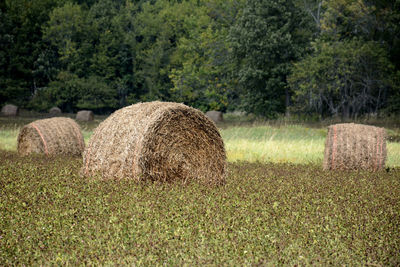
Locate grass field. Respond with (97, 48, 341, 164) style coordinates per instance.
(222, 124, 400, 167)
(1, 119, 400, 167)
(1, 116, 400, 265)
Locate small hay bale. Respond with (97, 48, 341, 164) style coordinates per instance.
(49, 107, 62, 116)
(82, 101, 226, 185)
(205, 110, 223, 123)
(76, 110, 94, 121)
(18, 117, 85, 156)
(323, 123, 387, 171)
(1, 104, 18, 116)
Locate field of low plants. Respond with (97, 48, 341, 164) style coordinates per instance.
(1, 116, 400, 265)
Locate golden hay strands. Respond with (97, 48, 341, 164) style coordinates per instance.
(323, 123, 387, 171)
(82, 101, 226, 185)
(17, 117, 85, 156)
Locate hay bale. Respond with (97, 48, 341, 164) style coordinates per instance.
(18, 117, 85, 156)
(1, 104, 18, 116)
(323, 123, 387, 171)
(76, 110, 94, 121)
(205, 110, 223, 123)
(82, 101, 226, 185)
(49, 107, 62, 116)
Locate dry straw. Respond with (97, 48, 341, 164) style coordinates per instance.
(76, 110, 94, 121)
(18, 117, 85, 156)
(205, 110, 224, 123)
(1, 104, 18, 116)
(323, 123, 387, 171)
(82, 101, 226, 185)
(49, 107, 62, 115)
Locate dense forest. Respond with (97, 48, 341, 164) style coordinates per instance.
(0, 0, 399, 119)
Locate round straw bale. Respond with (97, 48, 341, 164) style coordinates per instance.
(82, 101, 226, 185)
(76, 110, 94, 121)
(1, 104, 18, 116)
(18, 117, 85, 156)
(49, 107, 62, 116)
(205, 110, 223, 123)
(323, 123, 387, 171)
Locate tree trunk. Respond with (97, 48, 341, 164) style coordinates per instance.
(285, 87, 290, 116)
(342, 104, 350, 121)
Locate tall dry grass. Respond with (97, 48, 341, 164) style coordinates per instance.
(1, 119, 400, 167)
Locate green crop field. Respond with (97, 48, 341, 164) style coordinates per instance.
(1, 117, 400, 265)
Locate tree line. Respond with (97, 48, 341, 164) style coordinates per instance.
(1, 0, 399, 119)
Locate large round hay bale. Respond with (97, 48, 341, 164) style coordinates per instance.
(18, 117, 85, 156)
(76, 110, 94, 121)
(49, 107, 62, 116)
(1, 104, 18, 116)
(205, 110, 223, 123)
(323, 123, 387, 171)
(82, 101, 226, 184)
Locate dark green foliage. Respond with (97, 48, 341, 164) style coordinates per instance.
(37, 0, 138, 111)
(0, 0, 65, 106)
(30, 72, 118, 113)
(169, 0, 243, 112)
(289, 0, 400, 119)
(289, 39, 397, 118)
(0, 0, 399, 117)
(86, 0, 137, 107)
(1, 151, 399, 265)
(229, 0, 311, 117)
(132, 0, 216, 104)
(0, 7, 17, 104)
